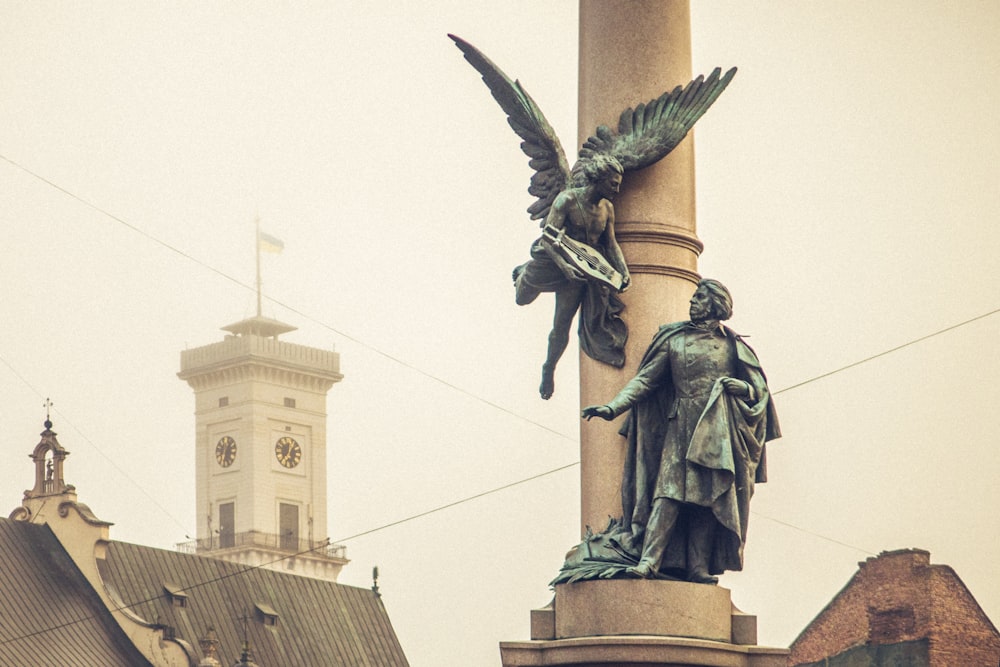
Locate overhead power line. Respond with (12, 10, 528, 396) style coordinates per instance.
(2, 150, 995, 593)
(330, 461, 579, 544)
(0, 352, 193, 540)
(772, 307, 1000, 395)
(0, 151, 574, 446)
(0, 537, 337, 648)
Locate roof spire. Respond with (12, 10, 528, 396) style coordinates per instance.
(43, 397, 54, 430)
(233, 612, 260, 667)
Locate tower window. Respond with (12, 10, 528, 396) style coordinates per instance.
(283, 397, 296, 408)
(218, 502, 235, 549)
(279, 503, 299, 551)
(218, 396, 229, 407)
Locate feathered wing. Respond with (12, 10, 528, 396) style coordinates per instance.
(449, 34, 572, 221)
(578, 67, 738, 173)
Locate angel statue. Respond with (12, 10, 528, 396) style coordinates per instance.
(450, 34, 736, 400)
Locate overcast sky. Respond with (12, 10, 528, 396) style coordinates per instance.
(2, 2, 999, 665)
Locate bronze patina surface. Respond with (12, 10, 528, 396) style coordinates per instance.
(561, 280, 780, 585)
(450, 34, 735, 400)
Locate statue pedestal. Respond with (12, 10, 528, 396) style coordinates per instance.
(500, 580, 788, 667)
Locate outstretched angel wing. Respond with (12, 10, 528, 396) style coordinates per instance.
(577, 67, 737, 174)
(449, 34, 572, 221)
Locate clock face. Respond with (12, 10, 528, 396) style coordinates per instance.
(274, 436, 302, 469)
(215, 436, 237, 467)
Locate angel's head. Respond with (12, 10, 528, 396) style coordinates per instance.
(581, 154, 623, 185)
(579, 154, 623, 201)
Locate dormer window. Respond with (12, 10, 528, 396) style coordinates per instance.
(163, 583, 189, 608)
(255, 601, 278, 626)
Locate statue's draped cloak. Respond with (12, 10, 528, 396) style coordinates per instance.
(519, 238, 626, 367)
(611, 321, 780, 575)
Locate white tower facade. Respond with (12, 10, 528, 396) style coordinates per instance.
(178, 315, 347, 581)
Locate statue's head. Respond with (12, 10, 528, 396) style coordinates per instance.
(581, 154, 623, 184)
(692, 279, 733, 321)
(580, 155, 623, 201)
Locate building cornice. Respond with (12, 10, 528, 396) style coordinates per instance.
(178, 335, 342, 392)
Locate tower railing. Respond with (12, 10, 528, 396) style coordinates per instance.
(176, 530, 347, 561)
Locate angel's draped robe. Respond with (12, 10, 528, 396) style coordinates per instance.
(515, 236, 627, 368)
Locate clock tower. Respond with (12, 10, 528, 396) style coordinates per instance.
(177, 314, 347, 581)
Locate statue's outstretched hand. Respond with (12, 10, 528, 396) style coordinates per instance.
(582, 405, 614, 421)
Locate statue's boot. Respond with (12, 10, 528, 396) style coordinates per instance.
(625, 498, 680, 579)
(513, 264, 540, 305)
(686, 506, 719, 584)
(612, 530, 643, 558)
(539, 363, 555, 400)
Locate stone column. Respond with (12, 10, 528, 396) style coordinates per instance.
(578, 0, 702, 534)
(502, 8, 791, 665)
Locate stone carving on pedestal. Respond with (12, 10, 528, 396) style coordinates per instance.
(450, 34, 736, 401)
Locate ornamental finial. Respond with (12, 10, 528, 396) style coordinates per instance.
(42, 397, 54, 430)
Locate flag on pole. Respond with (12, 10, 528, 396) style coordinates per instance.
(258, 231, 284, 254)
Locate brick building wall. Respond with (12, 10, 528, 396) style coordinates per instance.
(789, 549, 1000, 667)
(927, 565, 1000, 666)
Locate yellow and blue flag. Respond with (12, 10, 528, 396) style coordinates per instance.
(258, 231, 284, 253)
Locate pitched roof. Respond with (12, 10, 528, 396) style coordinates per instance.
(0, 519, 153, 666)
(0, 518, 410, 667)
(101, 540, 410, 667)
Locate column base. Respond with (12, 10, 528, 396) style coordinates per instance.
(503, 580, 788, 667)
(500, 635, 788, 667)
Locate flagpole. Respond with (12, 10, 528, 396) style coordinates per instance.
(255, 215, 262, 318)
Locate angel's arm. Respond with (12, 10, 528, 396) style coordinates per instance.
(544, 190, 570, 231)
(600, 203, 630, 290)
(540, 193, 587, 282)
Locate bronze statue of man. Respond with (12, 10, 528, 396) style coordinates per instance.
(514, 154, 630, 399)
(583, 279, 780, 583)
